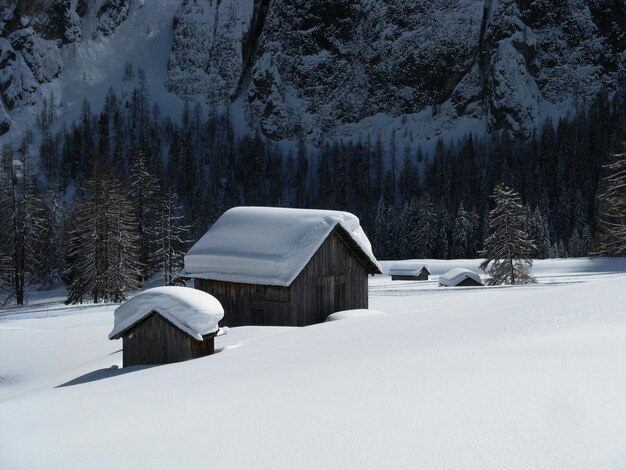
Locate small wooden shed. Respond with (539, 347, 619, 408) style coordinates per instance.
(389, 262, 430, 281)
(182, 207, 382, 327)
(109, 287, 225, 367)
(439, 268, 484, 287)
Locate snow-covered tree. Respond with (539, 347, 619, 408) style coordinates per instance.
(0, 186, 13, 304)
(452, 202, 471, 258)
(152, 188, 191, 285)
(526, 206, 551, 259)
(0, 143, 48, 304)
(66, 168, 141, 304)
(480, 184, 536, 285)
(413, 196, 438, 258)
(129, 147, 161, 280)
(594, 152, 626, 255)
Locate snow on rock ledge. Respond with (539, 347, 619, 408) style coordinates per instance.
(109, 287, 224, 341)
(183, 207, 381, 287)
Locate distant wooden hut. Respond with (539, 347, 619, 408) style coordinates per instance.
(109, 287, 226, 367)
(439, 268, 484, 287)
(389, 262, 430, 281)
(183, 207, 382, 327)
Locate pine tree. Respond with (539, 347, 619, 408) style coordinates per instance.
(594, 151, 626, 255)
(373, 197, 394, 259)
(129, 147, 161, 279)
(1, 143, 48, 304)
(0, 175, 13, 304)
(452, 202, 471, 258)
(39, 189, 66, 287)
(480, 184, 536, 285)
(153, 188, 191, 285)
(105, 177, 141, 302)
(413, 196, 438, 259)
(66, 168, 141, 304)
(526, 206, 551, 259)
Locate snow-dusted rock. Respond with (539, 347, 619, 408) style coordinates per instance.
(166, 0, 255, 101)
(9, 28, 62, 83)
(0, 0, 624, 143)
(109, 286, 224, 341)
(0, 101, 11, 135)
(0, 51, 38, 111)
(95, 0, 131, 38)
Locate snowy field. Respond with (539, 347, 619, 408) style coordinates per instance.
(2, 258, 626, 469)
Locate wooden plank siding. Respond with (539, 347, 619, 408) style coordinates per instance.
(194, 279, 292, 327)
(391, 269, 429, 281)
(455, 278, 483, 287)
(289, 227, 369, 326)
(194, 226, 370, 327)
(122, 312, 215, 367)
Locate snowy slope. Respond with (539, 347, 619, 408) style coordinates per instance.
(0, 0, 184, 145)
(2, 259, 626, 468)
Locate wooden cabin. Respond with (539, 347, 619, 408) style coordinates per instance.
(183, 207, 382, 327)
(109, 287, 225, 367)
(389, 262, 430, 281)
(438, 268, 484, 287)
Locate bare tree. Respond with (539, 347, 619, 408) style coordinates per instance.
(594, 151, 626, 256)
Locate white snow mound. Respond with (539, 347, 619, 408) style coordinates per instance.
(439, 268, 484, 287)
(109, 287, 224, 341)
(183, 207, 381, 286)
(325, 309, 388, 322)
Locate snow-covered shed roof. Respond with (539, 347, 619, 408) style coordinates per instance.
(388, 262, 430, 276)
(182, 207, 381, 287)
(109, 287, 224, 341)
(439, 268, 484, 287)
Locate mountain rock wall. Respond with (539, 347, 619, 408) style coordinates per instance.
(1, 0, 624, 141)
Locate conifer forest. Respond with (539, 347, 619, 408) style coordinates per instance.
(0, 67, 624, 304)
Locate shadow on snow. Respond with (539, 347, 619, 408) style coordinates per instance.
(56, 364, 155, 388)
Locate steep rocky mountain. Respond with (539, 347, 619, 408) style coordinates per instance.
(1, 0, 624, 144)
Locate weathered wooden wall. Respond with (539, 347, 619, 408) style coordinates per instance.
(391, 270, 429, 281)
(195, 279, 292, 327)
(122, 312, 215, 367)
(456, 278, 483, 287)
(290, 227, 369, 326)
(195, 227, 370, 327)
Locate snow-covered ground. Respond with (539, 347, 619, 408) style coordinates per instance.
(2, 258, 626, 469)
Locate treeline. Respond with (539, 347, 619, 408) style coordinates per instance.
(0, 65, 623, 304)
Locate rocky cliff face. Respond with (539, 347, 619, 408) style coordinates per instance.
(167, 0, 625, 140)
(1, 0, 625, 142)
(0, 0, 133, 135)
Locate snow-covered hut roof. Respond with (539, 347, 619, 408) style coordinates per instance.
(439, 268, 484, 287)
(388, 262, 430, 276)
(109, 287, 224, 341)
(182, 207, 381, 287)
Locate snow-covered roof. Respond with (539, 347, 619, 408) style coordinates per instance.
(439, 268, 484, 287)
(109, 287, 224, 341)
(388, 262, 430, 276)
(182, 207, 381, 286)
